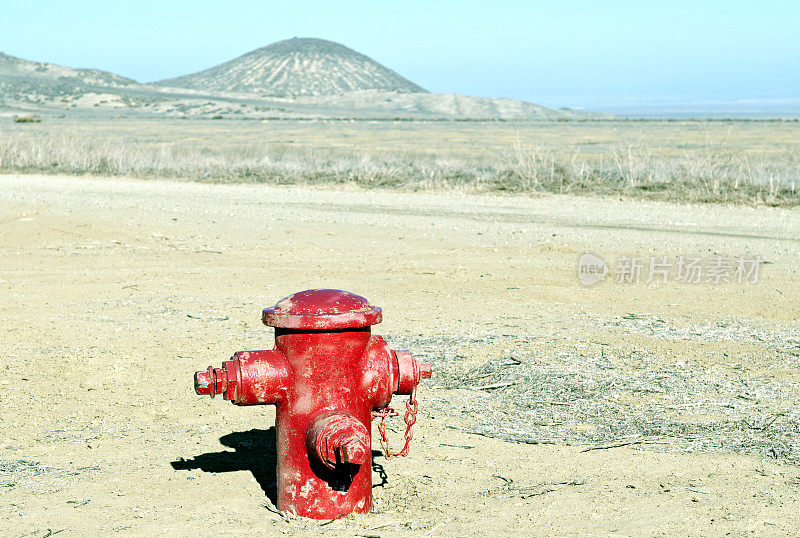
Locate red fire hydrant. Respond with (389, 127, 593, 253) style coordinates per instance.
(193, 289, 431, 519)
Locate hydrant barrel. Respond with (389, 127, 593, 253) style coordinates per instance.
(191, 289, 431, 519)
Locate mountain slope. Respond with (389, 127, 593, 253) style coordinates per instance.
(0, 51, 136, 86)
(0, 50, 144, 110)
(304, 90, 593, 120)
(155, 37, 426, 96)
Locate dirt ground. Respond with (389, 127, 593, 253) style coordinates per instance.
(1, 174, 799, 536)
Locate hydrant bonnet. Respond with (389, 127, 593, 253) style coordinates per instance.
(262, 288, 382, 329)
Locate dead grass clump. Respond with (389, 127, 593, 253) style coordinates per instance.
(388, 320, 800, 465)
(481, 477, 586, 498)
(12, 114, 42, 123)
(0, 459, 99, 492)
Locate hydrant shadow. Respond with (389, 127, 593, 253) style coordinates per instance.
(170, 428, 278, 505)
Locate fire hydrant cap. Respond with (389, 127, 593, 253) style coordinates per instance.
(262, 289, 382, 329)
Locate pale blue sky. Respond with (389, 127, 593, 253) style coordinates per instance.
(1, 0, 798, 109)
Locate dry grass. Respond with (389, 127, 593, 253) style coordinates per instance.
(391, 315, 800, 465)
(1, 118, 798, 205)
(12, 115, 41, 123)
(0, 459, 99, 493)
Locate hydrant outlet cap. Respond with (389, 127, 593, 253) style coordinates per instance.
(262, 289, 382, 329)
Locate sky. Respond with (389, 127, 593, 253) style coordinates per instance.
(1, 0, 798, 110)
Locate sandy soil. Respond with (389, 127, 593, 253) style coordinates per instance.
(1, 174, 798, 536)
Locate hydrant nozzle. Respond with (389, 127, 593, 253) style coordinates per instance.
(194, 365, 227, 398)
(307, 412, 370, 469)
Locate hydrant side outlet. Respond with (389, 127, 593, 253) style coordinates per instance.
(192, 289, 431, 520)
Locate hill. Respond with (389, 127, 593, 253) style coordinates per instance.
(0, 50, 148, 110)
(155, 37, 427, 96)
(303, 90, 590, 120)
(1, 42, 606, 120)
(0, 51, 136, 86)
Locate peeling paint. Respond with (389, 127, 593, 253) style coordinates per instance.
(299, 479, 313, 499)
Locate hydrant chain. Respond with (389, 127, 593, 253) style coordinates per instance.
(373, 383, 419, 458)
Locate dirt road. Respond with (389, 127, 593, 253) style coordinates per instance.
(1, 174, 798, 536)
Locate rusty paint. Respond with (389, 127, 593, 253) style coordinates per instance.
(192, 289, 431, 520)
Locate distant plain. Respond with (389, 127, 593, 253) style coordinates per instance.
(1, 116, 798, 206)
